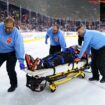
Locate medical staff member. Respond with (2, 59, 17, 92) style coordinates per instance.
(45, 23, 66, 55)
(0, 17, 25, 92)
(75, 24, 105, 83)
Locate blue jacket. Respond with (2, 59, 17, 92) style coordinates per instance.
(0, 22, 25, 63)
(78, 30, 105, 58)
(45, 28, 66, 51)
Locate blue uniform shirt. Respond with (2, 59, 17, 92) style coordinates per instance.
(45, 28, 66, 51)
(78, 30, 105, 58)
(0, 22, 25, 63)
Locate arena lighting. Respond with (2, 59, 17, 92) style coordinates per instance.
(100, 0, 105, 3)
(88, 0, 105, 4)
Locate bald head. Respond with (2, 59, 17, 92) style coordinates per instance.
(76, 24, 85, 37)
(52, 23, 59, 34)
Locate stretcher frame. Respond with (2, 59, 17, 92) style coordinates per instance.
(25, 58, 90, 92)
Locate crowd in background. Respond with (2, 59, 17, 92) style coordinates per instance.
(0, 0, 104, 32)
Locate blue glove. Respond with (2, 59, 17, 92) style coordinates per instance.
(20, 63, 25, 70)
(45, 39, 48, 44)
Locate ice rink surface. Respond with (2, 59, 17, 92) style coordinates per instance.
(0, 37, 105, 105)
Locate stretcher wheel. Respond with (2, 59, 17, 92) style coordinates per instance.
(81, 73, 85, 78)
(49, 83, 57, 92)
(51, 88, 56, 92)
(86, 66, 90, 69)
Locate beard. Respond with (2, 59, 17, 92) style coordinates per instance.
(5, 29, 13, 34)
(53, 31, 58, 34)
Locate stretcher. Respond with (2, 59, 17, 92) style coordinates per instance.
(25, 57, 91, 92)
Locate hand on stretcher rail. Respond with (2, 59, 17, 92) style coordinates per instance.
(74, 58, 81, 62)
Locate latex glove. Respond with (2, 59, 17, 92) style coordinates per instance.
(45, 39, 48, 44)
(20, 63, 25, 70)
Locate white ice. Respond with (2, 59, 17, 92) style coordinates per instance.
(0, 37, 105, 105)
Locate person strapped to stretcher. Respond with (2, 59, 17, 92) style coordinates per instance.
(25, 45, 87, 72)
(25, 46, 87, 71)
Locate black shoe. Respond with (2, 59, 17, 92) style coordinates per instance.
(100, 77, 105, 83)
(89, 77, 99, 81)
(8, 85, 17, 92)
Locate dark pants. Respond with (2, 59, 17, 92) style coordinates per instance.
(91, 46, 105, 78)
(49, 45, 61, 55)
(0, 51, 17, 86)
(78, 36, 84, 46)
